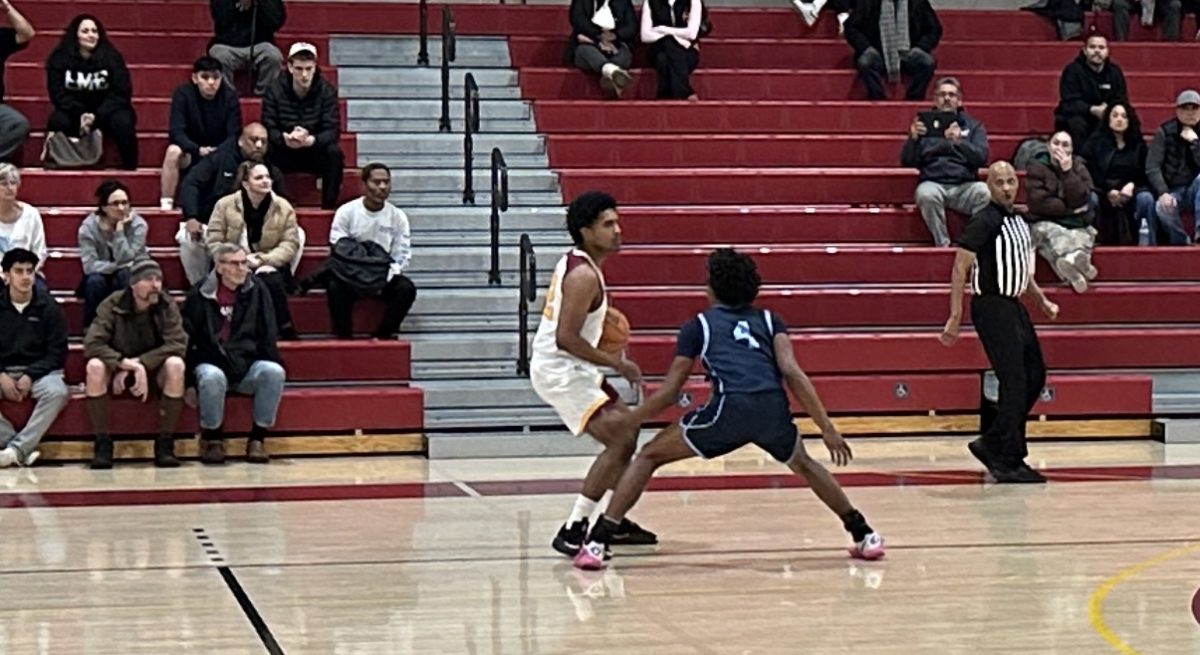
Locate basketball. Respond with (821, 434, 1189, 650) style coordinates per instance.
(598, 306, 630, 355)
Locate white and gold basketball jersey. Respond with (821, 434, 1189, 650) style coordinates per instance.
(531, 248, 609, 368)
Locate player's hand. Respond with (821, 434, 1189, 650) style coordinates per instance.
(614, 357, 642, 384)
(1040, 299, 1060, 320)
(821, 424, 853, 466)
(939, 316, 961, 347)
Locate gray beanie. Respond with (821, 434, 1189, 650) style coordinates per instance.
(128, 258, 163, 285)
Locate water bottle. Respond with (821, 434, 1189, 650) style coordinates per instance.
(1138, 218, 1151, 246)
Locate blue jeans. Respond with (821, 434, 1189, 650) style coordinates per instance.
(1139, 176, 1200, 245)
(194, 361, 286, 431)
(0, 370, 69, 459)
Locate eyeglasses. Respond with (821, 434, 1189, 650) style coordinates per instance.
(936, 91, 960, 98)
(220, 259, 250, 267)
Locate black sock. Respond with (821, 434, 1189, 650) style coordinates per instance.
(840, 509, 872, 542)
(202, 428, 223, 442)
(250, 424, 268, 442)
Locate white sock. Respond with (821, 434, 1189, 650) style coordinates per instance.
(567, 495, 598, 525)
(595, 490, 613, 516)
(600, 63, 618, 78)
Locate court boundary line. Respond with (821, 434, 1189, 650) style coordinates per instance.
(1086, 542, 1200, 655)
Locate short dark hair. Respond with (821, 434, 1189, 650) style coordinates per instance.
(565, 191, 618, 246)
(361, 162, 391, 181)
(193, 56, 222, 73)
(1086, 33, 1108, 45)
(95, 179, 129, 212)
(707, 248, 761, 308)
(1, 248, 39, 272)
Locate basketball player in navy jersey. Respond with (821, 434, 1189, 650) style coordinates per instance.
(574, 248, 885, 570)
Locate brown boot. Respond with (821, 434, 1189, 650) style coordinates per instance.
(200, 439, 226, 465)
(246, 439, 269, 464)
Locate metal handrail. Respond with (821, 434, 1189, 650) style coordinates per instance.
(487, 147, 509, 285)
(417, 0, 429, 65)
(462, 73, 480, 205)
(516, 233, 537, 377)
(438, 7, 457, 132)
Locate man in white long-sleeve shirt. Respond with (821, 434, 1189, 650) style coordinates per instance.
(326, 163, 417, 339)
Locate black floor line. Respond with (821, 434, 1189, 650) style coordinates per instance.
(195, 528, 285, 655)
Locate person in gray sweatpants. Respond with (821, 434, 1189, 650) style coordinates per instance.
(0, 0, 36, 161)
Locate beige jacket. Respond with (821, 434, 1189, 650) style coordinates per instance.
(205, 191, 300, 269)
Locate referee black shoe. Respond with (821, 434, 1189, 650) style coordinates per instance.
(967, 438, 999, 475)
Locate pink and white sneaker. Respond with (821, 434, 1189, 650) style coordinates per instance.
(848, 533, 886, 561)
(573, 541, 607, 570)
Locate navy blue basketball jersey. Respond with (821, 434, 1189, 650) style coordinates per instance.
(675, 305, 788, 394)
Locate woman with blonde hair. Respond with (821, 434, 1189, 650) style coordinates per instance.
(0, 163, 47, 289)
(205, 161, 303, 338)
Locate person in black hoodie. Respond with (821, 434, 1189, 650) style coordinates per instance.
(182, 242, 286, 465)
(262, 42, 343, 209)
(208, 0, 286, 97)
(844, 0, 942, 101)
(1079, 102, 1152, 245)
(568, 0, 638, 98)
(45, 15, 138, 169)
(177, 122, 285, 286)
(161, 56, 243, 210)
(0, 0, 35, 163)
(1053, 34, 1128, 149)
(0, 248, 68, 468)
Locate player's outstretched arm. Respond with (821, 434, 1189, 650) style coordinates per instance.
(941, 248, 975, 347)
(632, 356, 694, 424)
(774, 333, 852, 465)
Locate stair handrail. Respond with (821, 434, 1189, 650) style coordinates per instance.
(488, 147, 509, 285)
(462, 73, 481, 205)
(517, 233, 537, 377)
(417, 0, 430, 65)
(438, 6, 457, 132)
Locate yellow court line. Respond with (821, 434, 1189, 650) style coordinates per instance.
(1087, 542, 1200, 654)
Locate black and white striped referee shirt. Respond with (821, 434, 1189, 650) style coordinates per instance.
(954, 202, 1034, 298)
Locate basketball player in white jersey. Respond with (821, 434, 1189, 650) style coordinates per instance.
(530, 191, 658, 557)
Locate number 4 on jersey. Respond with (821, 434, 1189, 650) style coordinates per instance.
(733, 321, 761, 349)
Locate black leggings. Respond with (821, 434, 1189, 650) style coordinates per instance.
(47, 107, 139, 169)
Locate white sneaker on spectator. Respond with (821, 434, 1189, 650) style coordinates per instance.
(792, 0, 819, 26)
(837, 12, 849, 34)
(159, 197, 174, 210)
(21, 450, 39, 467)
(0, 447, 16, 468)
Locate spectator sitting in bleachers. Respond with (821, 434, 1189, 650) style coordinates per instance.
(793, 0, 851, 34)
(0, 1, 34, 163)
(844, 0, 941, 101)
(263, 42, 343, 210)
(177, 122, 285, 286)
(45, 14, 139, 170)
(324, 163, 417, 340)
(640, 0, 709, 100)
(0, 248, 68, 469)
(1139, 89, 1200, 245)
(77, 180, 149, 328)
(901, 77, 990, 247)
(83, 258, 187, 469)
(0, 163, 46, 289)
(206, 161, 302, 339)
(1026, 131, 1098, 293)
(1120, 0, 1200, 41)
(208, 0, 286, 97)
(568, 0, 637, 98)
(182, 243, 286, 465)
(161, 56, 243, 211)
(1080, 102, 1151, 245)
(1053, 34, 1127, 150)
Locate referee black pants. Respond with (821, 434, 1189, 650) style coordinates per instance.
(971, 295, 1046, 467)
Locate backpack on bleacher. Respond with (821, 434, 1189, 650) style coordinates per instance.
(1012, 137, 1049, 172)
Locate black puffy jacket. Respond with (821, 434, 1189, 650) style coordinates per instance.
(261, 72, 340, 151)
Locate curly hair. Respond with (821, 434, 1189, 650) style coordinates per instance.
(565, 191, 618, 246)
(707, 248, 761, 308)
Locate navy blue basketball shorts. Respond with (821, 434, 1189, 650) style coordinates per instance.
(679, 391, 799, 462)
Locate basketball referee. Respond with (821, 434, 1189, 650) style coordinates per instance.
(940, 161, 1061, 484)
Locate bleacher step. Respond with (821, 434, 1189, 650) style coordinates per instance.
(331, 36, 513, 68)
